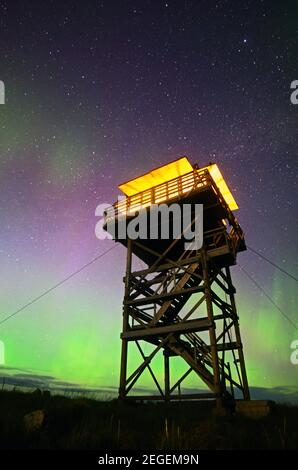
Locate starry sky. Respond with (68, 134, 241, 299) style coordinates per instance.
(0, 0, 297, 399)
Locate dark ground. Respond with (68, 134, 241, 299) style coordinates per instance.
(0, 390, 297, 450)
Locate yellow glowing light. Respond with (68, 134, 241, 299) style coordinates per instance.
(118, 156, 193, 196)
(117, 157, 238, 212)
(203, 164, 238, 210)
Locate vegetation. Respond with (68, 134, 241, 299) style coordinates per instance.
(0, 390, 297, 449)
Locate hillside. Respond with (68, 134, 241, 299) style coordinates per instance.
(0, 390, 297, 450)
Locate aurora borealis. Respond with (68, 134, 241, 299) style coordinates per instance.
(0, 1, 297, 401)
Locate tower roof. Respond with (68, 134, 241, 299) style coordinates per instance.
(118, 156, 192, 196)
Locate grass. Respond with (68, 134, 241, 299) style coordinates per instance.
(0, 389, 297, 449)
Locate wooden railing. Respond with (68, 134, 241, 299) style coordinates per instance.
(105, 168, 210, 220)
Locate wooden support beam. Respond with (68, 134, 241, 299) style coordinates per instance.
(121, 318, 212, 340)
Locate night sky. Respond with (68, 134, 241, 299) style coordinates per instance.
(0, 1, 297, 399)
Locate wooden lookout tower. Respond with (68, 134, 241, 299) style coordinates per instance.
(104, 157, 250, 408)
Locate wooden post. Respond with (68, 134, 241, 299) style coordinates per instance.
(164, 351, 170, 402)
(226, 266, 250, 400)
(119, 238, 132, 399)
(202, 249, 222, 409)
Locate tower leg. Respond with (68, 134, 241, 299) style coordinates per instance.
(226, 266, 250, 400)
(119, 341, 128, 399)
(202, 250, 222, 408)
(164, 352, 170, 402)
(119, 239, 132, 400)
